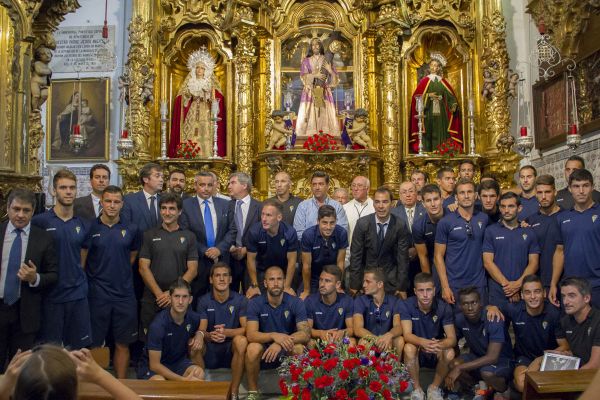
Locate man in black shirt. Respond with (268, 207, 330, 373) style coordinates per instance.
(268, 171, 302, 226)
(556, 156, 600, 210)
(138, 193, 199, 337)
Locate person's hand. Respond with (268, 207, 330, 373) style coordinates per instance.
(409, 247, 417, 260)
(445, 366, 462, 390)
(328, 329, 345, 342)
(208, 329, 226, 343)
(263, 343, 283, 363)
(395, 291, 407, 300)
(272, 333, 294, 352)
(549, 285, 560, 307)
(1, 349, 32, 391)
(245, 286, 261, 299)
(69, 348, 105, 382)
(17, 260, 38, 284)
(299, 290, 310, 300)
(441, 286, 455, 305)
(503, 281, 521, 297)
(205, 248, 221, 261)
(349, 288, 359, 298)
(509, 293, 521, 303)
(375, 333, 393, 351)
(447, 202, 459, 212)
(284, 287, 296, 296)
(520, 220, 531, 228)
(188, 332, 205, 351)
(421, 339, 442, 354)
(486, 305, 504, 322)
(337, 287, 345, 294)
(547, 350, 573, 356)
(156, 291, 171, 308)
(183, 365, 204, 381)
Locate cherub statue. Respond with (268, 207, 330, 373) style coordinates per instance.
(118, 69, 130, 104)
(31, 46, 53, 111)
(507, 70, 520, 100)
(140, 65, 154, 105)
(481, 69, 499, 101)
(346, 108, 373, 149)
(266, 110, 292, 150)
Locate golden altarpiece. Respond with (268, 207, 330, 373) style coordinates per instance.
(2, 0, 595, 205)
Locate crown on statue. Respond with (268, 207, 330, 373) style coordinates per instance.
(187, 46, 216, 75)
(429, 52, 447, 67)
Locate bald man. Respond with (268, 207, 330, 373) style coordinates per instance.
(268, 171, 303, 226)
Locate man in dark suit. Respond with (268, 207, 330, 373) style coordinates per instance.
(180, 171, 234, 298)
(227, 172, 262, 292)
(122, 162, 164, 232)
(0, 189, 57, 372)
(73, 163, 110, 221)
(349, 187, 411, 299)
(167, 169, 190, 200)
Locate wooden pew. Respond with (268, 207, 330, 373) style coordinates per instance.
(523, 369, 596, 399)
(79, 379, 231, 400)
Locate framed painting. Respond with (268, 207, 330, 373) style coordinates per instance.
(46, 77, 110, 161)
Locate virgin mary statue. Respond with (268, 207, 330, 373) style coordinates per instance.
(296, 38, 340, 137)
(168, 48, 226, 157)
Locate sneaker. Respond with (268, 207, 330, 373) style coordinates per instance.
(427, 386, 444, 400)
(410, 388, 425, 400)
(246, 391, 260, 400)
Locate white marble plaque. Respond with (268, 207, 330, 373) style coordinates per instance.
(50, 25, 116, 73)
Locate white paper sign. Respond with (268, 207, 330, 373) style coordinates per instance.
(50, 25, 116, 73)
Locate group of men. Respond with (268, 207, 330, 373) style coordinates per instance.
(1, 155, 599, 400)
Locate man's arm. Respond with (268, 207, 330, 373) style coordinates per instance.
(349, 222, 366, 292)
(181, 260, 198, 283)
(454, 342, 502, 373)
(285, 251, 297, 290)
(353, 314, 374, 338)
(138, 258, 163, 299)
(36, 236, 58, 290)
(440, 323, 458, 349)
(434, 243, 453, 304)
(246, 252, 259, 287)
(549, 245, 564, 306)
(395, 225, 411, 293)
(336, 249, 346, 273)
(291, 321, 310, 345)
(80, 249, 88, 270)
(223, 316, 247, 338)
(483, 252, 509, 288)
(581, 347, 600, 370)
(148, 350, 186, 381)
(245, 320, 279, 344)
(293, 203, 308, 241)
(414, 243, 431, 274)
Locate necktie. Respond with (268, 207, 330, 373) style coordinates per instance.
(235, 200, 244, 246)
(203, 200, 215, 248)
(97, 201, 103, 217)
(4, 228, 23, 305)
(407, 208, 414, 231)
(149, 195, 158, 227)
(377, 223, 385, 250)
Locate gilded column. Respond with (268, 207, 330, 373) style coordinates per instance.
(233, 26, 257, 175)
(362, 31, 378, 146)
(376, 20, 402, 189)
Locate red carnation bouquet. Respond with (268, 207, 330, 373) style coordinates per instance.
(176, 139, 202, 159)
(303, 130, 339, 152)
(278, 338, 410, 400)
(433, 138, 462, 157)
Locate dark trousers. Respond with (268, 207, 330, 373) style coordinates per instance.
(231, 258, 247, 293)
(0, 301, 36, 373)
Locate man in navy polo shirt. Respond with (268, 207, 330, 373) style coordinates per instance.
(436, 167, 457, 212)
(478, 179, 501, 224)
(401, 273, 456, 400)
(517, 165, 539, 220)
(196, 263, 247, 399)
(300, 205, 348, 299)
(32, 169, 92, 349)
(483, 192, 540, 308)
(245, 266, 309, 400)
(246, 200, 298, 298)
(556, 169, 600, 307)
(434, 178, 489, 308)
(138, 278, 205, 380)
(353, 268, 404, 353)
(497, 275, 563, 394)
(526, 174, 564, 304)
(413, 185, 445, 284)
(446, 287, 513, 398)
(83, 185, 140, 378)
(304, 264, 354, 345)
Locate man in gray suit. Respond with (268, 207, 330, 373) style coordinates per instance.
(73, 164, 110, 221)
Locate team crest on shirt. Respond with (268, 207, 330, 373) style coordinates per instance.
(542, 321, 548, 330)
(522, 233, 528, 241)
(75, 226, 81, 234)
(385, 311, 390, 319)
(432, 315, 438, 323)
(180, 237, 186, 244)
(478, 221, 483, 229)
(229, 305, 235, 314)
(588, 327, 592, 336)
(290, 205, 294, 212)
(280, 239, 286, 246)
(186, 324, 191, 332)
(593, 215, 598, 223)
(121, 230, 126, 238)
(338, 307, 344, 316)
(332, 242, 336, 249)
(284, 310, 290, 319)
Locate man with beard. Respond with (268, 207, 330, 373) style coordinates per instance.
(32, 169, 92, 349)
(74, 164, 110, 221)
(245, 266, 309, 400)
(411, 170, 428, 201)
(517, 165, 539, 220)
(556, 169, 600, 307)
(304, 264, 354, 346)
(478, 179, 501, 223)
(413, 185, 445, 288)
(458, 160, 476, 181)
(268, 171, 302, 226)
(434, 179, 489, 308)
(196, 263, 248, 400)
(83, 185, 140, 378)
(166, 169, 189, 200)
(497, 275, 563, 393)
(446, 287, 513, 399)
(300, 205, 347, 298)
(556, 156, 600, 210)
(483, 192, 540, 308)
(401, 273, 456, 400)
(526, 175, 564, 303)
(353, 268, 404, 353)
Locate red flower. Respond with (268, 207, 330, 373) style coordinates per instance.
(292, 385, 300, 395)
(335, 388, 349, 400)
(369, 381, 382, 393)
(291, 372, 299, 382)
(279, 379, 289, 396)
(382, 389, 392, 400)
(323, 357, 338, 371)
(358, 368, 369, 378)
(356, 388, 369, 400)
(399, 380, 409, 392)
(338, 369, 350, 380)
(308, 349, 321, 359)
(348, 346, 357, 354)
(357, 345, 365, 352)
(315, 375, 334, 389)
(311, 358, 322, 367)
(302, 370, 314, 381)
(301, 388, 311, 400)
(343, 359, 357, 369)
(379, 374, 389, 384)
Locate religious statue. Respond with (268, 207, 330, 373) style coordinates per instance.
(409, 52, 463, 153)
(481, 69, 499, 100)
(168, 47, 226, 158)
(345, 108, 373, 149)
(53, 91, 80, 150)
(266, 110, 293, 150)
(31, 46, 52, 111)
(296, 38, 340, 137)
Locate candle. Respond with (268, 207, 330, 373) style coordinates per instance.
(73, 125, 81, 136)
(415, 95, 423, 113)
(468, 99, 474, 116)
(569, 124, 578, 135)
(160, 101, 167, 117)
(121, 130, 128, 139)
(520, 126, 528, 137)
(211, 98, 220, 117)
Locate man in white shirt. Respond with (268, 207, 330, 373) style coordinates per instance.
(343, 176, 374, 270)
(74, 164, 110, 221)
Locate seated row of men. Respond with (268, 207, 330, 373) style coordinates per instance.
(137, 262, 600, 400)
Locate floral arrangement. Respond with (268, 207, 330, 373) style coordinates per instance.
(303, 130, 339, 152)
(433, 138, 462, 157)
(176, 139, 202, 159)
(278, 338, 410, 400)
